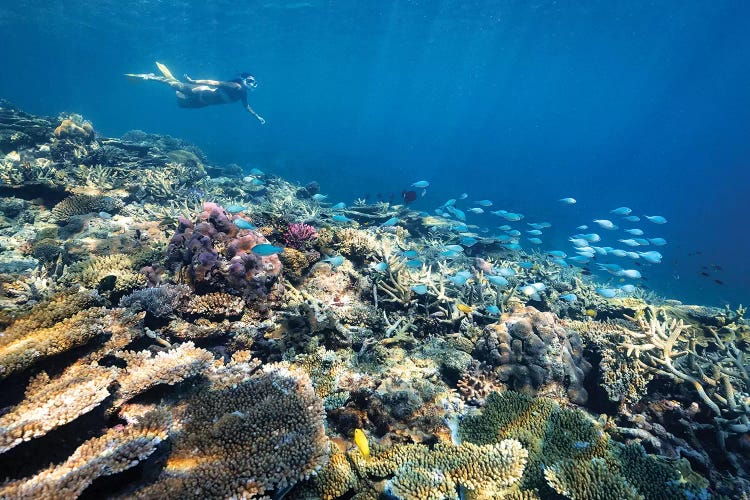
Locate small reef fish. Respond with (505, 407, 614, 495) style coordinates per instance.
(623, 215, 640, 222)
(249, 168, 265, 175)
(456, 303, 474, 314)
(569, 238, 589, 248)
(401, 249, 419, 258)
(593, 219, 618, 230)
(526, 229, 543, 235)
(441, 250, 461, 258)
(609, 249, 628, 257)
(332, 214, 352, 223)
(506, 229, 521, 237)
(520, 283, 545, 300)
(620, 284, 636, 293)
(559, 293, 577, 302)
(331, 202, 346, 210)
(381, 217, 400, 227)
(459, 193, 468, 199)
(648, 237, 667, 246)
(371, 262, 388, 273)
(486, 275, 508, 287)
(568, 256, 589, 265)
(448, 271, 472, 286)
(233, 218, 256, 230)
(580, 233, 601, 242)
(638, 251, 663, 264)
(452, 208, 467, 221)
(323, 255, 345, 267)
(460, 236, 478, 247)
(598, 263, 623, 274)
(527, 237, 543, 244)
(610, 207, 632, 215)
(475, 200, 493, 207)
(311, 194, 328, 202)
(596, 288, 619, 298)
(547, 250, 567, 258)
(225, 204, 247, 214)
(467, 207, 484, 214)
(499, 225, 512, 231)
(410, 284, 428, 295)
(501, 212, 524, 221)
(644, 215, 667, 224)
(618, 239, 641, 247)
(443, 244, 464, 252)
(411, 180, 430, 188)
(444, 198, 456, 207)
(485, 305, 500, 315)
(450, 223, 469, 232)
(624, 228, 644, 236)
(504, 243, 522, 251)
(251, 244, 284, 256)
(559, 197, 577, 204)
(405, 259, 423, 269)
(576, 225, 589, 230)
(552, 258, 569, 267)
(474, 257, 494, 274)
(617, 269, 642, 279)
(354, 429, 369, 459)
(517, 262, 534, 269)
(495, 267, 516, 277)
(635, 238, 650, 246)
(626, 251, 640, 259)
(249, 178, 265, 187)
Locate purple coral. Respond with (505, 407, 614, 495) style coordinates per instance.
(283, 223, 317, 249)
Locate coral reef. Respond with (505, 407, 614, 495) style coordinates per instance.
(51, 194, 123, 223)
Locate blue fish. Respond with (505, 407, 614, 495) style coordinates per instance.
(444, 198, 456, 207)
(596, 288, 618, 298)
(475, 199, 493, 207)
(311, 194, 328, 202)
(251, 244, 284, 256)
(331, 202, 346, 210)
(371, 262, 388, 273)
(225, 204, 247, 214)
(460, 236, 478, 247)
(411, 180, 430, 188)
(485, 305, 500, 315)
(568, 256, 589, 265)
(638, 251, 663, 264)
(441, 250, 461, 258)
(381, 217, 400, 227)
(323, 255, 345, 267)
(233, 218, 256, 230)
(332, 214, 352, 223)
(405, 259, 423, 269)
(401, 249, 419, 258)
(249, 168, 265, 175)
(558, 197, 576, 204)
(648, 237, 667, 246)
(452, 208, 466, 221)
(443, 244, 464, 252)
(517, 262, 533, 269)
(487, 275, 508, 287)
(623, 215, 640, 222)
(547, 250, 567, 258)
(559, 293, 577, 302)
(450, 224, 469, 232)
(527, 237, 543, 245)
(644, 215, 667, 224)
(620, 284, 636, 293)
(448, 274, 470, 286)
(250, 178, 265, 187)
(410, 284, 428, 295)
(610, 207, 632, 215)
(504, 243, 522, 251)
(552, 259, 569, 267)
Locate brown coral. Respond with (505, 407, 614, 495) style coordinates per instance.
(135, 363, 329, 498)
(182, 291, 245, 317)
(51, 194, 122, 222)
(0, 362, 117, 453)
(66, 253, 144, 296)
(53, 117, 94, 140)
(0, 408, 170, 499)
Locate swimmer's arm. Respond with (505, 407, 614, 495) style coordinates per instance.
(242, 94, 265, 124)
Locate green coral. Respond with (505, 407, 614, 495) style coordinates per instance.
(459, 391, 708, 499)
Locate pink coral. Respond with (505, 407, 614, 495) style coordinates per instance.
(283, 223, 318, 249)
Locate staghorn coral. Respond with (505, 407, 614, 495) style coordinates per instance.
(51, 194, 123, 222)
(0, 362, 117, 453)
(135, 363, 329, 498)
(113, 342, 215, 406)
(473, 307, 592, 404)
(0, 306, 110, 379)
(182, 291, 245, 317)
(0, 408, 170, 499)
(543, 457, 640, 500)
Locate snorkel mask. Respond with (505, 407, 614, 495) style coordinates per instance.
(241, 73, 258, 89)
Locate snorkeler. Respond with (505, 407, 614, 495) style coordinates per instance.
(125, 62, 265, 124)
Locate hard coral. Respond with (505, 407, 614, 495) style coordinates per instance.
(283, 222, 318, 249)
(135, 364, 329, 498)
(167, 202, 282, 303)
(51, 194, 122, 222)
(473, 307, 592, 404)
(53, 115, 94, 141)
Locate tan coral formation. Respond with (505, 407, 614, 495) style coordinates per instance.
(182, 291, 245, 317)
(0, 362, 117, 453)
(0, 408, 170, 499)
(134, 364, 330, 498)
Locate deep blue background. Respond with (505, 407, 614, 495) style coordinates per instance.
(2, 1, 748, 306)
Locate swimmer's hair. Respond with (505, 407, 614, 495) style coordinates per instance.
(240, 72, 254, 79)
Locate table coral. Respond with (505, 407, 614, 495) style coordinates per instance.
(134, 363, 329, 498)
(0, 408, 170, 499)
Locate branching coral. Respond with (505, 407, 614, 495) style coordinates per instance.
(182, 291, 246, 317)
(0, 408, 171, 499)
(134, 363, 329, 498)
(51, 194, 123, 222)
(66, 254, 144, 297)
(119, 284, 190, 318)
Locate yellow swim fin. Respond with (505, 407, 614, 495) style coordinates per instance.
(155, 62, 176, 81)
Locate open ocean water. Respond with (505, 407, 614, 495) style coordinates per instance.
(2, 0, 748, 306)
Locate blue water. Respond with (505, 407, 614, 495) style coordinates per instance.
(2, 1, 748, 306)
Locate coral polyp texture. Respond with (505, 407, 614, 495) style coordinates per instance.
(0, 104, 745, 498)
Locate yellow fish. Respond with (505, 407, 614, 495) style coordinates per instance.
(354, 428, 369, 459)
(457, 303, 473, 314)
